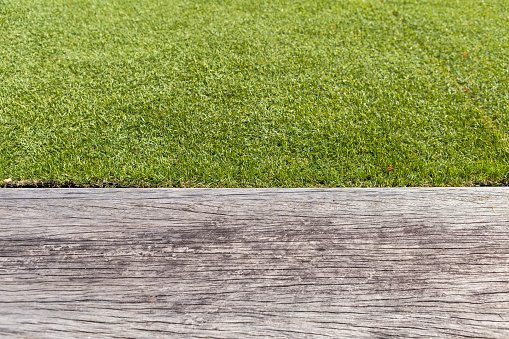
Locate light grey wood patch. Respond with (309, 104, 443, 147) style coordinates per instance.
(1, 188, 508, 338)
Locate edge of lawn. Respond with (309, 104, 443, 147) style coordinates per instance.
(1, 179, 508, 188)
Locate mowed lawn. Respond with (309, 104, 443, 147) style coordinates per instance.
(1, 0, 508, 187)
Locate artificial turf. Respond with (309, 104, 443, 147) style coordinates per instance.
(1, 0, 508, 187)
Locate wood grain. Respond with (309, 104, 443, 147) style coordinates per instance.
(1, 188, 508, 338)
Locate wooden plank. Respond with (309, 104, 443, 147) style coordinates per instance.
(0, 188, 508, 338)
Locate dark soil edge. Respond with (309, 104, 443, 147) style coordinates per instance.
(1, 180, 508, 188)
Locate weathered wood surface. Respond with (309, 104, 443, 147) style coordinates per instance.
(1, 188, 509, 338)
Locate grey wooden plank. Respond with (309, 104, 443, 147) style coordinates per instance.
(0, 188, 508, 338)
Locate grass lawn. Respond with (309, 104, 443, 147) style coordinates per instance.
(1, 0, 508, 187)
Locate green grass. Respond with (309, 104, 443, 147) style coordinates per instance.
(1, 0, 508, 187)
